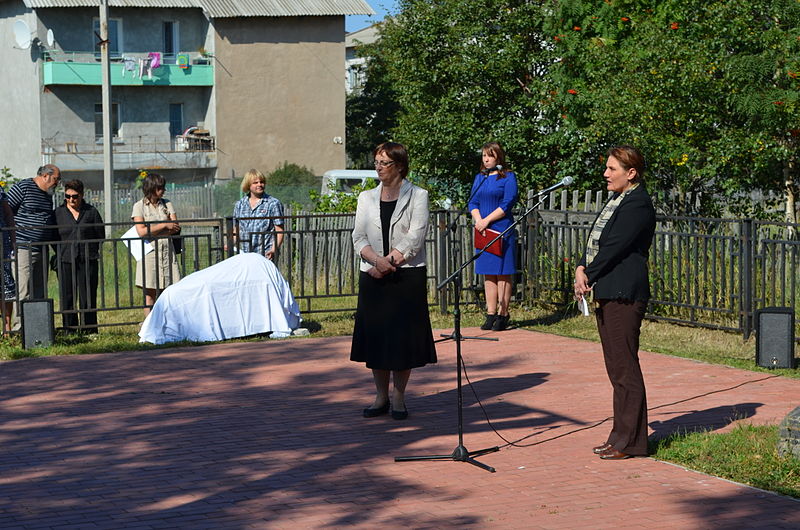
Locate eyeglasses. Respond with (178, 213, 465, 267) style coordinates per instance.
(373, 160, 395, 168)
(65, 193, 80, 199)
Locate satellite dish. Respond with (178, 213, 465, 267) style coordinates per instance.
(46, 29, 54, 47)
(13, 19, 32, 50)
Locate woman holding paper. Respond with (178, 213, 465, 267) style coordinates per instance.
(131, 172, 181, 317)
(468, 142, 518, 331)
(573, 145, 656, 460)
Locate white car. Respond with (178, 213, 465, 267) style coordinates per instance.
(320, 169, 378, 196)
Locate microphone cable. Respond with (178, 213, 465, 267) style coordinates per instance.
(458, 354, 781, 450)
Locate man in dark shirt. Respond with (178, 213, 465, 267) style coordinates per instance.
(6, 164, 60, 329)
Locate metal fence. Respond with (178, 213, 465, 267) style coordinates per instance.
(1, 205, 798, 340)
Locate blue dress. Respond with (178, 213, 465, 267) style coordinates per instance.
(468, 171, 519, 275)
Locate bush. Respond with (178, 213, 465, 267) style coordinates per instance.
(268, 162, 319, 188)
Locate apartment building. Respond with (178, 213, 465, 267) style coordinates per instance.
(0, 0, 373, 189)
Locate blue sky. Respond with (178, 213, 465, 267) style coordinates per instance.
(346, 0, 398, 33)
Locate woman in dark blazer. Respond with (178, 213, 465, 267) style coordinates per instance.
(573, 145, 656, 460)
(55, 179, 105, 333)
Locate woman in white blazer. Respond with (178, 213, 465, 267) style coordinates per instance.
(350, 142, 437, 420)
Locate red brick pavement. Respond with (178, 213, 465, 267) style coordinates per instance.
(0, 328, 798, 529)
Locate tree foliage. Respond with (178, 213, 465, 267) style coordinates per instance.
(367, 0, 800, 216)
(345, 41, 400, 170)
(546, 0, 800, 215)
(374, 0, 555, 203)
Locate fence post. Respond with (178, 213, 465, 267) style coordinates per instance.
(741, 218, 754, 339)
(224, 216, 235, 259)
(527, 189, 539, 300)
(437, 211, 449, 313)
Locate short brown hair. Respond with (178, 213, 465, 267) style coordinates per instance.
(607, 145, 645, 182)
(373, 142, 409, 179)
(142, 172, 166, 205)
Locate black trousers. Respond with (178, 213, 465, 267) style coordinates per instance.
(58, 259, 99, 333)
(595, 299, 649, 455)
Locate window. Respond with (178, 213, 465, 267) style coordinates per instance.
(95, 103, 120, 139)
(93, 18, 122, 58)
(169, 103, 184, 137)
(163, 21, 179, 58)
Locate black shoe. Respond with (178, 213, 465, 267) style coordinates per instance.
(363, 401, 390, 418)
(492, 314, 510, 331)
(391, 407, 408, 420)
(480, 314, 497, 330)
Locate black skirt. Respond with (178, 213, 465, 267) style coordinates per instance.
(350, 267, 437, 371)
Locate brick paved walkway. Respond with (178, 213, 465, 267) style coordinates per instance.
(0, 328, 798, 529)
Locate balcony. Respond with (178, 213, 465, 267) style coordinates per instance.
(41, 134, 217, 172)
(42, 51, 213, 87)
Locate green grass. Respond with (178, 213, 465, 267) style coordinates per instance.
(651, 423, 800, 498)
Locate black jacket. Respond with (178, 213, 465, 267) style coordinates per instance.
(54, 202, 105, 262)
(579, 184, 655, 302)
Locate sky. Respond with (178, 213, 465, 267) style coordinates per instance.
(346, 0, 398, 33)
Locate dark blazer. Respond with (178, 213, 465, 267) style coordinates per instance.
(54, 202, 105, 262)
(579, 184, 655, 301)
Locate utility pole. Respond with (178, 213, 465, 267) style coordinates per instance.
(99, 0, 114, 235)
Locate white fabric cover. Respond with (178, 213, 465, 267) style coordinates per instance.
(139, 253, 301, 344)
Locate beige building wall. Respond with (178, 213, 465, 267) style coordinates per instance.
(213, 16, 346, 182)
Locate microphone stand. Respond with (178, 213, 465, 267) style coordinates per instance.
(394, 181, 551, 473)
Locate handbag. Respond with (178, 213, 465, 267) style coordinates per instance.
(474, 227, 503, 257)
(171, 235, 183, 255)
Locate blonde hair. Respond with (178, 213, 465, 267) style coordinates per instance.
(241, 169, 266, 193)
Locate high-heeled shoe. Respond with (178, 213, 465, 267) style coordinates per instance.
(480, 313, 497, 330)
(492, 314, 510, 331)
(391, 407, 408, 420)
(363, 401, 390, 418)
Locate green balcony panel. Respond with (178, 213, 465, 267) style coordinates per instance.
(43, 62, 213, 86)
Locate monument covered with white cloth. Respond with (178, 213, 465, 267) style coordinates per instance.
(139, 253, 301, 344)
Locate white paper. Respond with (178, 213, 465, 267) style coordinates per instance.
(121, 225, 154, 261)
(579, 296, 590, 317)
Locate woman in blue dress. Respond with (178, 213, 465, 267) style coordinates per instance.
(468, 142, 519, 331)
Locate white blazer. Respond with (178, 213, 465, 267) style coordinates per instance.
(352, 179, 429, 272)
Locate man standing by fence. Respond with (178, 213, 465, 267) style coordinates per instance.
(7, 164, 60, 329)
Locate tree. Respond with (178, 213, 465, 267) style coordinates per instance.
(345, 37, 400, 170)
(545, 0, 800, 216)
(374, 0, 555, 203)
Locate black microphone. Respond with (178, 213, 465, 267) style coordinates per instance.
(482, 164, 503, 175)
(535, 176, 574, 196)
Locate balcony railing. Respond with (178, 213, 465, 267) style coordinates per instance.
(42, 134, 215, 154)
(42, 50, 214, 87)
(40, 133, 217, 171)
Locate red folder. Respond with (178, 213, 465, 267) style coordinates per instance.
(474, 227, 504, 256)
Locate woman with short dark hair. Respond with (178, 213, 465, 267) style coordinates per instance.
(350, 142, 437, 420)
(54, 179, 104, 333)
(574, 145, 656, 460)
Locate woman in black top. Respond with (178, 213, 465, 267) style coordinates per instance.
(574, 145, 656, 460)
(54, 180, 105, 333)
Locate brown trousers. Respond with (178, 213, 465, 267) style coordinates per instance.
(595, 299, 649, 455)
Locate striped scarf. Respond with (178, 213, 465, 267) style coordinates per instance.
(584, 183, 639, 267)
